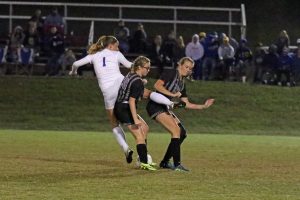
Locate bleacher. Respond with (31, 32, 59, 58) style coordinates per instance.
(0, 42, 158, 77)
(0, 2, 246, 77)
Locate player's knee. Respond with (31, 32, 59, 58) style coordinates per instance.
(170, 126, 181, 138)
(142, 124, 149, 134)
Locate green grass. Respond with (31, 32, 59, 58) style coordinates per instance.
(0, 130, 299, 200)
(1, 76, 300, 135)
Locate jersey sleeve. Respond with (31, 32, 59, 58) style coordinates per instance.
(130, 80, 144, 99)
(117, 52, 132, 68)
(72, 55, 92, 70)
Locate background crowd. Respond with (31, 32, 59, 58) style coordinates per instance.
(1, 8, 300, 87)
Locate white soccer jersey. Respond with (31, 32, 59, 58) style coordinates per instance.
(72, 49, 132, 109)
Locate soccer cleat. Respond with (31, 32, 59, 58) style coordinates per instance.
(125, 148, 133, 164)
(140, 163, 157, 171)
(174, 164, 190, 172)
(149, 162, 158, 168)
(159, 161, 174, 169)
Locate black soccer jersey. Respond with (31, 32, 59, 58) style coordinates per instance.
(158, 69, 187, 99)
(146, 69, 187, 119)
(116, 72, 144, 104)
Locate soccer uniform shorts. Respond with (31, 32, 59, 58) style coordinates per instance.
(146, 100, 169, 119)
(100, 77, 123, 110)
(114, 103, 134, 125)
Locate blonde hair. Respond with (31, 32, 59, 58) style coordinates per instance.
(178, 57, 194, 66)
(223, 36, 229, 43)
(131, 56, 150, 72)
(177, 36, 185, 48)
(87, 35, 118, 54)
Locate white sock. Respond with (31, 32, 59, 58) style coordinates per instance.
(150, 92, 173, 106)
(112, 126, 129, 153)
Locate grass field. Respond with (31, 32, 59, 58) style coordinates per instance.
(1, 76, 300, 135)
(0, 130, 300, 200)
(1, 77, 300, 199)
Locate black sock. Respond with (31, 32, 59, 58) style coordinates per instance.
(171, 138, 181, 167)
(144, 139, 148, 153)
(136, 144, 147, 164)
(162, 141, 173, 163)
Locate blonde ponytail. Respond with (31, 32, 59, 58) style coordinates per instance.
(87, 35, 119, 54)
(87, 35, 106, 54)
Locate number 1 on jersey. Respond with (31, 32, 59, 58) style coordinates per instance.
(102, 57, 106, 67)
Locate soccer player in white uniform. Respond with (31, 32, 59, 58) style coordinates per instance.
(70, 35, 135, 163)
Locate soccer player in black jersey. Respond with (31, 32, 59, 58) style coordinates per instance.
(114, 56, 156, 171)
(146, 57, 214, 172)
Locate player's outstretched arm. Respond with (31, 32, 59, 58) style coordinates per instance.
(69, 55, 92, 76)
(181, 98, 215, 110)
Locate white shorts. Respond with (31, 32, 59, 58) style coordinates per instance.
(100, 77, 124, 110)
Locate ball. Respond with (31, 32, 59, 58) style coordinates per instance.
(136, 154, 153, 167)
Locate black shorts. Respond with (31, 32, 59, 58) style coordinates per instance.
(114, 103, 134, 125)
(146, 100, 169, 119)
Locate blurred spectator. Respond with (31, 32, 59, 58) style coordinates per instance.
(202, 32, 219, 80)
(44, 7, 65, 35)
(131, 22, 147, 53)
(234, 39, 253, 82)
(16, 47, 35, 75)
(148, 35, 164, 76)
(218, 36, 235, 80)
(261, 44, 280, 84)
(229, 37, 239, 51)
(7, 26, 25, 62)
(277, 46, 293, 86)
(29, 9, 44, 37)
(275, 30, 290, 55)
(174, 35, 186, 63)
(59, 49, 76, 75)
(253, 42, 266, 83)
(23, 22, 40, 54)
(219, 32, 239, 51)
(199, 32, 206, 44)
(113, 20, 130, 53)
(185, 34, 204, 80)
(161, 30, 177, 67)
(44, 26, 64, 76)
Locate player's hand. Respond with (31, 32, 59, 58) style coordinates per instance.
(142, 79, 148, 85)
(204, 98, 215, 108)
(173, 91, 182, 98)
(132, 119, 142, 130)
